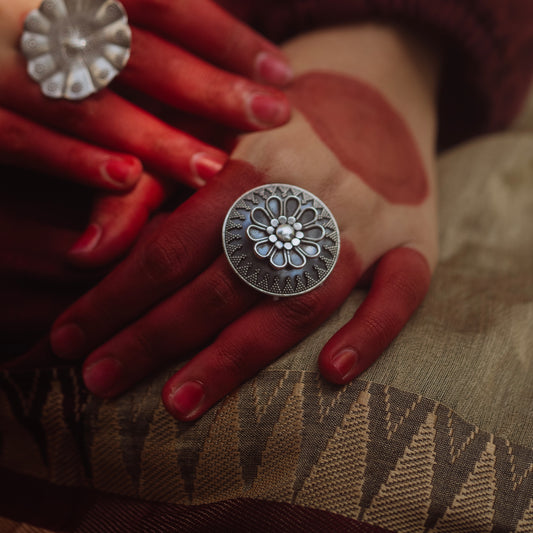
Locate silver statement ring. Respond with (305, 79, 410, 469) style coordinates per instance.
(222, 184, 340, 297)
(21, 0, 131, 100)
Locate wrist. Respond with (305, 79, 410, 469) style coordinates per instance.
(282, 23, 441, 162)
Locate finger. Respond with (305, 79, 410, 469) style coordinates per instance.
(80, 256, 260, 398)
(161, 243, 361, 421)
(0, 107, 141, 190)
(122, 0, 292, 86)
(120, 28, 291, 130)
(0, 59, 227, 188)
(319, 247, 432, 384)
(67, 172, 167, 268)
(50, 160, 264, 359)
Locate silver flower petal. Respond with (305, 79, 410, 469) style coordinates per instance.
(288, 247, 306, 268)
(65, 62, 96, 99)
(89, 56, 119, 89)
(247, 225, 270, 242)
(20, 33, 50, 58)
(302, 224, 326, 241)
(284, 195, 301, 218)
(40, 0, 67, 20)
(95, 0, 126, 26)
(298, 206, 319, 225)
(250, 206, 271, 227)
(270, 248, 288, 269)
(27, 53, 57, 81)
(254, 241, 274, 258)
(267, 196, 282, 219)
(299, 241, 321, 258)
(23, 10, 52, 34)
(41, 70, 66, 98)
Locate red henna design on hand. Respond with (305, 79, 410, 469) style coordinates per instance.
(287, 71, 429, 205)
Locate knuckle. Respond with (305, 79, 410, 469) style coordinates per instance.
(203, 270, 242, 311)
(139, 233, 189, 285)
(211, 340, 251, 380)
(390, 272, 420, 307)
(279, 291, 322, 333)
(60, 99, 98, 129)
(64, 145, 82, 172)
(361, 312, 389, 340)
(219, 26, 246, 64)
(0, 117, 27, 154)
(135, 0, 184, 22)
(130, 328, 158, 367)
(142, 0, 173, 13)
(385, 253, 430, 309)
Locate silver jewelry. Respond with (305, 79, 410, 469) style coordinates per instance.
(223, 184, 340, 297)
(20, 0, 131, 100)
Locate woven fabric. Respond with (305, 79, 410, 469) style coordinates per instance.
(1, 367, 533, 532)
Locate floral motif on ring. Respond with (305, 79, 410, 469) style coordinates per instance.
(246, 194, 326, 269)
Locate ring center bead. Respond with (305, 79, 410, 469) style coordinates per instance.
(276, 224, 295, 242)
(63, 36, 88, 56)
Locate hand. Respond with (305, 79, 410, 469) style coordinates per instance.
(50, 23, 440, 420)
(0, 0, 292, 264)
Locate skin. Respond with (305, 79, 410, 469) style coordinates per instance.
(50, 23, 440, 421)
(0, 0, 292, 266)
(287, 72, 428, 204)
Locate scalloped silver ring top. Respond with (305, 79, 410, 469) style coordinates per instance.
(21, 0, 131, 100)
(223, 184, 340, 297)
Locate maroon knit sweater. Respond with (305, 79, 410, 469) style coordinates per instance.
(1, 0, 532, 349)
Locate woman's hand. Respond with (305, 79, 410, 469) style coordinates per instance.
(0, 0, 292, 264)
(50, 23, 440, 420)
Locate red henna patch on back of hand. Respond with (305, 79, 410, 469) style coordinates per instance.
(286, 71, 428, 205)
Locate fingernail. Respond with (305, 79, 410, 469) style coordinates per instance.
(190, 152, 225, 185)
(101, 157, 140, 186)
(247, 93, 289, 127)
(69, 223, 102, 255)
(83, 358, 123, 397)
(169, 381, 205, 420)
(50, 323, 85, 359)
(331, 348, 359, 381)
(255, 51, 293, 86)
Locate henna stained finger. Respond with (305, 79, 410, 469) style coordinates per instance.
(0, 107, 141, 190)
(319, 247, 432, 384)
(68, 172, 167, 268)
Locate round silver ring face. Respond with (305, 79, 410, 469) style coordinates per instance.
(21, 0, 131, 100)
(222, 183, 340, 297)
